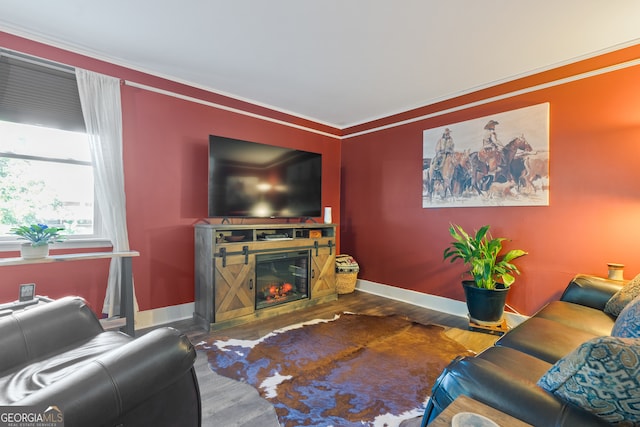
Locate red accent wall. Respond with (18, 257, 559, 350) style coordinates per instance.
(0, 32, 340, 313)
(341, 45, 640, 315)
(3, 31, 640, 318)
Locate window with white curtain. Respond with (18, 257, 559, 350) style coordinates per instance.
(0, 49, 103, 245)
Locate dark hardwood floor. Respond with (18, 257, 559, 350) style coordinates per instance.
(157, 290, 499, 426)
(172, 290, 499, 354)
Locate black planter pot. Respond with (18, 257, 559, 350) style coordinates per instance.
(462, 280, 510, 326)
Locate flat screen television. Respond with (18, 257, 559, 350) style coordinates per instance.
(208, 135, 322, 218)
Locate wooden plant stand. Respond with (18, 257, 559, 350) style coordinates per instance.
(468, 317, 509, 336)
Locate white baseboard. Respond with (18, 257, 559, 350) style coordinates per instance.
(357, 279, 466, 316)
(134, 302, 194, 331)
(132, 280, 528, 331)
(356, 279, 528, 328)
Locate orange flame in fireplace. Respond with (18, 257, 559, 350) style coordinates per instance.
(264, 282, 294, 302)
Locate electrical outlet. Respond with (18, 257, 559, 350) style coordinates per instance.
(19, 283, 35, 302)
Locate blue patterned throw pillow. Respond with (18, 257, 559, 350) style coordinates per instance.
(612, 294, 640, 338)
(605, 273, 640, 316)
(537, 336, 640, 425)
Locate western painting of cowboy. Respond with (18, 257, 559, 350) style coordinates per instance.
(422, 103, 549, 208)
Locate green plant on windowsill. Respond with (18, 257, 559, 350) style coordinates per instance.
(10, 224, 65, 247)
(443, 224, 527, 289)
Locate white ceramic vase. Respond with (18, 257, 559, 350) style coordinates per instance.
(607, 263, 624, 281)
(324, 207, 332, 224)
(20, 243, 49, 259)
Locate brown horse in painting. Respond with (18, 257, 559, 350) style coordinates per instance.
(424, 153, 454, 199)
(470, 135, 532, 193)
(498, 135, 532, 183)
(522, 152, 549, 191)
(425, 150, 471, 200)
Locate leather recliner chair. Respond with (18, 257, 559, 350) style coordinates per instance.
(0, 296, 201, 427)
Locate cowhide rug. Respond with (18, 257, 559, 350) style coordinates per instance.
(199, 313, 473, 427)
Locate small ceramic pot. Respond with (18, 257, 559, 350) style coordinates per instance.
(20, 243, 49, 259)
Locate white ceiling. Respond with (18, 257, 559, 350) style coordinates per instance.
(2, 1, 640, 129)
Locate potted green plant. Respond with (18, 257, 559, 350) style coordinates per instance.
(443, 224, 527, 325)
(10, 223, 65, 259)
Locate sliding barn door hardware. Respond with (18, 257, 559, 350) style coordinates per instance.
(214, 240, 334, 266)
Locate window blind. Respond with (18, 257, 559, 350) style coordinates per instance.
(0, 50, 85, 132)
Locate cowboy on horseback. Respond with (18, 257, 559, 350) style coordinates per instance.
(478, 120, 502, 172)
(482, 120, 501, 152)
(433, 128, 454, 171)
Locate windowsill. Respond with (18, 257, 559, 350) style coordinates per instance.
(0, 238, 113, 253)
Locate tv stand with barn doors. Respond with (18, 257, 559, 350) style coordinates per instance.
(194, 223, 337, 331)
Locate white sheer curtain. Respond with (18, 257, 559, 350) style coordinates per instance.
(76, 68, 139, 317)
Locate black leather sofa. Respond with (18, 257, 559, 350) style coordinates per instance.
(422, 274, 625, 426)
(0, 296, 201, 427)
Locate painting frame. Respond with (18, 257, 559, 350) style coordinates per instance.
(422, 103, 549, 208)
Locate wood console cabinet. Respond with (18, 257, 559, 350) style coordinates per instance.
(194, 223, 337, 330)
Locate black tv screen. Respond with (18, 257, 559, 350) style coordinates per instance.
(208, 135, 322, 218)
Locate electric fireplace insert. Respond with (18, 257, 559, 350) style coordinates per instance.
(255, 250, 310, 310)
